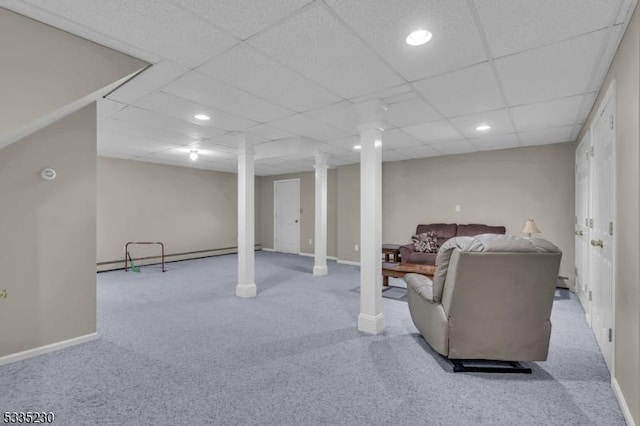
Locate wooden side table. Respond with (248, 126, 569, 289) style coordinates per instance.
(382, 243, 402, 263)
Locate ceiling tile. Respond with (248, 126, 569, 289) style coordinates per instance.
(325, 136, 360, 151)
(350, 84, 414, 104)
(316, 142, 351, 156)
(475, 0, 618, 57)
(204, 133, 267, 148)
(135, 91, 257, 131)
(23, 0, 239, 67)
(412, 62, 506, 117)
(382, 149, 411, 162)
(267, 114, 351, 141)
(163, 71, 294, 123)
(381, 129, 422, 149)
(176, 0, 313, 39)
(430, 140, 478, 155)
(97, 98, 127, 120)
(495, 29, 607, 106)
(471, 133, 521, 151)
(588, 25, 624, 92)
(196, 43, 341, 112)
(304, 101, 360, 133)
(329, 152, 361, 166)
(402, 120, 464, 143)
(575, 92, 598, 124)
(616, 0, 637, 24)
(247, 124, 296, 141)
(449, 108, 515, 138)
(113, 106, 225, 140)
(325, 0, 487, 81)
(394, 144, 441, 159)
(249, 2, 404, 98)
(519, 125, 577, 146)
(511, 95, 584, 132)
(108, 60, 189, 104)
(385, 98, 442, 128)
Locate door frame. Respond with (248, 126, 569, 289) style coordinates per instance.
(273, 178, 300, 254)
(589, 79, 617, 375)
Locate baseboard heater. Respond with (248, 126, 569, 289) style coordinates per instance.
(97, 244, 263, 272)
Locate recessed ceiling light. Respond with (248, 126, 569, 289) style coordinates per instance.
(406, 29, 433, 46)
(194, 114, 210, 121)
(476, 124, 491, 131)
(354, 145, 362, 150)
(189, 150, 199, 161)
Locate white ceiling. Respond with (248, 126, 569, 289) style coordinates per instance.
(2, 0, 637, 175)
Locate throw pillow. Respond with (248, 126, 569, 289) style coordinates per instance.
(412, 232, 440, 253)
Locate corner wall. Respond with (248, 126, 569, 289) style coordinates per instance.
(257, 170, 337, 257)
(578, 5, 640, 423)
(97, 158, 243, 270)
(336, 143, 576, 285)
(0, 104, 97, 357)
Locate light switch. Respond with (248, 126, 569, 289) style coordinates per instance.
(455, 205, 461, 212)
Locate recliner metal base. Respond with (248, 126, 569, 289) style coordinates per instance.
(451, 359, 532, 374)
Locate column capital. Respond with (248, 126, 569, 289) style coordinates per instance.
(357, 121, 386, 134)
(352, 98, 388, 124)
(314, 151, 330, 169)
(233, 133, 257, 153)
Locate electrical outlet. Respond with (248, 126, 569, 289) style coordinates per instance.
(309, 238, 313, 245)
(354, 244, 359, 252)
(0, 289, 7, 299)
(455, 205, 461, 212)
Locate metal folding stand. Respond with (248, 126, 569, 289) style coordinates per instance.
(124, 241, 166, 272)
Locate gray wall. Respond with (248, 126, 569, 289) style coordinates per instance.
(336, 144, 576, 286)
(578, 5, 640, 423)
(0, 7, 146, 140)
(97, 158, 244, 270)
(336, 165, 360, 262)
(257, 170, 337, 257)
(0, 104, 97, 357)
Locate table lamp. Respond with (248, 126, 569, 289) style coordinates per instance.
(522, 219, 541, 238)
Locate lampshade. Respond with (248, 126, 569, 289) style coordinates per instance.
(522, 219, 541, 236)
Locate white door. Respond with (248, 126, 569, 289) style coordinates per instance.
(589, 83, 616, 372)
(575, 132, 591, 320)
(274, 179, 300, 254)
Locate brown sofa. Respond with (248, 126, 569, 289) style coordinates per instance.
(400, 223, 506, 265)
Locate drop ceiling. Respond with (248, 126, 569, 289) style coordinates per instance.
(2, 0, 636, 175)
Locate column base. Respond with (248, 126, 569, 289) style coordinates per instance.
(357, 313, 385, 334)
(313, 265, 328, 276)
(235, 283, 257, 298)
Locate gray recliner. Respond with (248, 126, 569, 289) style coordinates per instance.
(404, 234, 562, 367)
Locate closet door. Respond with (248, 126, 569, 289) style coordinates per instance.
(589, 83, 616, 372)
(575, 132, 591, 321)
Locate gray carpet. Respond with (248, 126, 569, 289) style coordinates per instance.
(0, 251, 625, 425)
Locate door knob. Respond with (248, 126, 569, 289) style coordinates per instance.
(575, 230, 583, 236)
(590, 239, 603, 248)
(294, 220, 298, 223)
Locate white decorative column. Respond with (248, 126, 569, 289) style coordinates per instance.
(236, 135, 257, 298)
(354, 100, 387, 334)
(313, 152, 329, 276)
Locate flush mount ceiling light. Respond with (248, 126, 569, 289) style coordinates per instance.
(189, 150, 199, 161)
(476, 124, 491, 131)
(354, 145, 362, 150)
(194, 114, 210, 121)
(406, 29, 433, 46)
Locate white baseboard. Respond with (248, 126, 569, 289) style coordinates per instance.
(299, 251, 313, 257)
(337, 259, 360, 266)
(261, 247, 275, 252)
(0, 333, 98, 366)
(612, 377, 637, 426)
